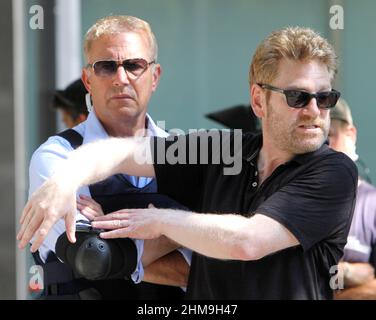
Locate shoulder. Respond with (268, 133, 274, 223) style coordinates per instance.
(28, 133, 78, 196)
(359, 180, 376, 194)
(357, 181, 376, 205)
(29, 129, 85, 172)
(301, 146, 358, 188)
(31, 135, 74, 161)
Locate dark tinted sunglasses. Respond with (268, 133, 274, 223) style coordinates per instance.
(87, 58, 155, 78)
(258, 83, 340, 109)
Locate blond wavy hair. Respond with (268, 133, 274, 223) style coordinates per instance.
(249, 27, 338, 86)
(83, 15, 158, 62)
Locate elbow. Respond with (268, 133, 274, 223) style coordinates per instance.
(230, 239, 264, 261)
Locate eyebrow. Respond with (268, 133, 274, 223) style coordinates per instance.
(284, 86, 332, 92)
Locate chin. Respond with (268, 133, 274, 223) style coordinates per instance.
(292, 138, 324, 154)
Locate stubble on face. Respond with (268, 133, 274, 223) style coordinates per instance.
(265, 101, 330, 154)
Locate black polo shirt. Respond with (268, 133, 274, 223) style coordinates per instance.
(151, 131, 358, 299)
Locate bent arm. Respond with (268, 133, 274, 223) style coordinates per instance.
(143, 251, 189, 287)
(141, 236, 180, 267)
(334, 279, 376, 300)
(340, 261, 375, 288)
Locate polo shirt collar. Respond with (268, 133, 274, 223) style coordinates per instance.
(290, 141, 330, 164)
(242, 133, 330, 165)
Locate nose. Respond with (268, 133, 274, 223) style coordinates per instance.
(113, 64, 130, 86)
(302, 97, 321, 118)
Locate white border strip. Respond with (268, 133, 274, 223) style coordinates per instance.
(55, 0, 82, 132)
(13, 0, 27, 300)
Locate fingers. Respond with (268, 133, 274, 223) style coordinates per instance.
(19, 210, 44, 250)
(77, 195, 101, 210)
(93, 210, 129, 221)
(29, 214, 56, 252)
(19, 201, 32, 224)
(17, 205, 35, 244)
(100, 228, 131, 239)
(92, 219, 129, 230)
(77, 195, 104, 219)
(65, 212, 77, 244)
(78, 209, 96, 221)
(77, 203, 98, 220)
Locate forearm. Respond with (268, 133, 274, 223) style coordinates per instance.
(143, 250, 189, 287)
(158, 210, 251, 260)
(51, 137, 154, 189)
(334, 279, 376, 300)
(141, 236, 180, 267)
(339, 261, 375, 287)
(156, 210, 297, 261)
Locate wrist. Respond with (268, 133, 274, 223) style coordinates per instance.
(51, 165, 82, 191)
(158, 209, 179, 237)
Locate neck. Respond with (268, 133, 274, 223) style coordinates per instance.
(257, 133, 294, 185)
(100, 113, 148, 138)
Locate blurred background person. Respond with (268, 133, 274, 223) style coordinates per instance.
(329, 98, 376, 300)
(53, 79, 88, 128)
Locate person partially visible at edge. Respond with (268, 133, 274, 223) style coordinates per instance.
(53, 79, 89, 128)
(19, 27, 358, 299)
(328, 98, 376, 300)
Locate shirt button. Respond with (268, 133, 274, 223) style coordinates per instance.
(252, 182, 258, 187)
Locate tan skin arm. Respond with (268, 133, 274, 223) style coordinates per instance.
(143, 250, 189, 287)
(334, 279, 376, 300)
(334, 262, 376, 300)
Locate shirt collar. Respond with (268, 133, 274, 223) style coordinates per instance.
(81, 111, 169, 145)
(290, 141, 330, 165)
(242, 133, 262, 163)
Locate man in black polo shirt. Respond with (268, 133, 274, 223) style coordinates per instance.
(19, 27, 357, 299)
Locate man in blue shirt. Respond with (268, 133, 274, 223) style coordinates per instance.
(27, 15, 189, 299)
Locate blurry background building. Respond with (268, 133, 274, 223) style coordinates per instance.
(1, 0, 375, 299)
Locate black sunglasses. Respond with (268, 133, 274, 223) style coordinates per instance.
(87, 58, 155, 78)
(258, 83, 340, 109)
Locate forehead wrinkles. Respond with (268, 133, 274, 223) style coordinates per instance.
(87, 32, 152, 62)
(273, 59, 331, 91)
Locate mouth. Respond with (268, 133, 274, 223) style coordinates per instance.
(297, 124, 322, 133)
(111, 94, 134, 100)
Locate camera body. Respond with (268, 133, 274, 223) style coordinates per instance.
(55, 223, 137, 280)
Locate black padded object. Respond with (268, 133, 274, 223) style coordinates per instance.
(56, 224, 137, 281)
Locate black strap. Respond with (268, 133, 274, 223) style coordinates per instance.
(57, 129, 83, 149)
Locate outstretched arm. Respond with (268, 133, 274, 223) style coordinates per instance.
(17, 136, 154, 252)
(92, 207, 299, 261)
